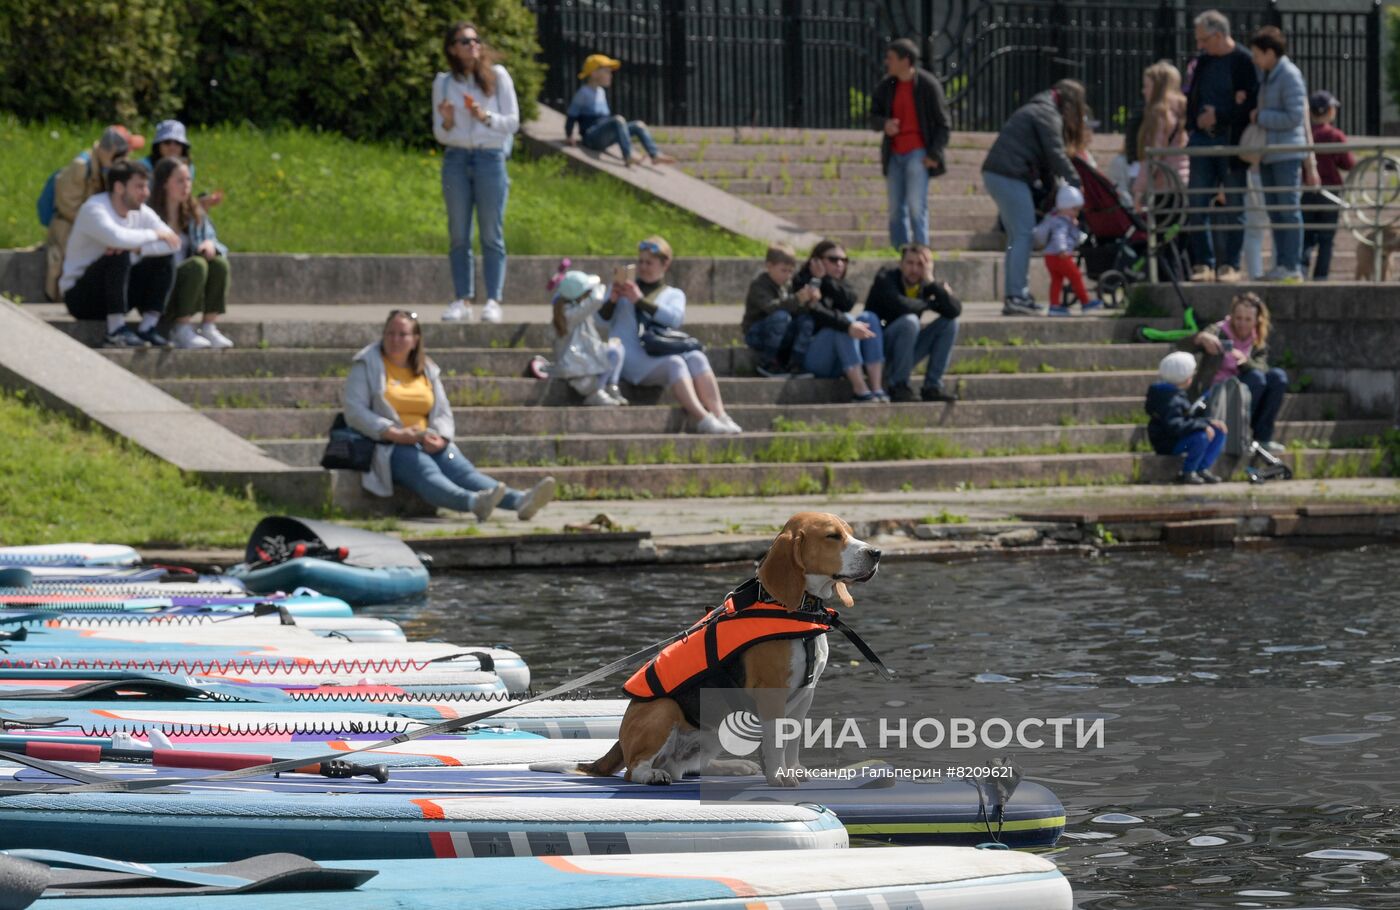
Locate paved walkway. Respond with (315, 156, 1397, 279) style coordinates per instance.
(396, 477, 1400, 540)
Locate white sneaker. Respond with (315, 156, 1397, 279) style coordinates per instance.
(605, 384, 629, 406)
(197, 323, 234, 348)
(481, 299, 503, 323)
(718, 414, 743, 434)
(516, 476, 556, 520)
(471, 482, 508, 522)
(443, 299, 475, 322)
(695, 414, 730, 435)
(582, 389, 619, 407)
(173, 324, 212, 349)
(1261, 266, 1304, 283)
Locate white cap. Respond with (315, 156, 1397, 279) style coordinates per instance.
(1159, 351, 1198, 384)
(152, 119, 190, 151)
(1055, 184, 1084, 211)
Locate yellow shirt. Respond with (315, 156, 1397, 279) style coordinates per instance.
(382, 355, 434, 431)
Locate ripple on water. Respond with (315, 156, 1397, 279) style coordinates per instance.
(1302, 849, 1389, 861)
(1299, 733, 1381, 746)
(972, 672, 1019, 683)
(1092, 813, 1145, 825)
(1125, 675, 1174, 685)
(1188, 835, 1230, 846)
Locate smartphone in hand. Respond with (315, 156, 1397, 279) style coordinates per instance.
(613, 264, 636, 284)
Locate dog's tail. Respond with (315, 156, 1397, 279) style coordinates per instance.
(575, 740, 625, 777)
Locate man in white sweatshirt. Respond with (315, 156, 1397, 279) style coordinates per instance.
(60, 159, 181, 347)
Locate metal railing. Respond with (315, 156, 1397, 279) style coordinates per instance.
(1140, 139, 1400, 282)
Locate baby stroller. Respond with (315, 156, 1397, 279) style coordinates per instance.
(1057, 157, 1186, 309)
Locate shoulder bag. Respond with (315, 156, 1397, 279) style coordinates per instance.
(320, 413, 379, 472)
(636, 284, 704, 356)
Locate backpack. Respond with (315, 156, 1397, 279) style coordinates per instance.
(37, 151, 89, 227)
(1206, 378, 1253, 458)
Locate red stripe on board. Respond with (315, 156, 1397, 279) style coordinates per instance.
(428, 831, 457, 858)
(411, 798, 445, 820)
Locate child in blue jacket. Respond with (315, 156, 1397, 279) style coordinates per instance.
(1146, 351, 1227, 484)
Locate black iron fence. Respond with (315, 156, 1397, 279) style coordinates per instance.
(527, 0, 1381, 136)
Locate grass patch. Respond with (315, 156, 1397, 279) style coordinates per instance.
(0, 390, 275, 546)
(0, 116, 764, 258)
(948, 354, 1020, 375)
(920, 509, 968, 525)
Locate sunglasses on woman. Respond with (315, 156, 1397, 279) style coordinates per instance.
(823, 255, 849, 264)
(638, 240, 666, 255)
(455, 36, 482, 46)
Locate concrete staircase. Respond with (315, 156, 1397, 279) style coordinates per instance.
(49, 307, 1390, 511)
(654, 126, 1372, 277)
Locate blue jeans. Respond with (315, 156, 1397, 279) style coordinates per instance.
(745, 309, 794, 366)
(1240, 367, 1289, 444)
(887, 148, 930, 248)
(982, 171, 1037, 300)
(1186, 149, 1247, 271)
(390, 442, 522, 513)
(1260, 159, 1303, 271)
(803, 313, 884, 378)
(1172, 429, 1226, 474)
(1301, 193, 1340, 279)
(582, 116, 659, 160)
(882, 313, 959, 389)
(442, 147, 509, 301)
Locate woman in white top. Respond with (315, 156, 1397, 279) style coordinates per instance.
(433, 21, 520, 325)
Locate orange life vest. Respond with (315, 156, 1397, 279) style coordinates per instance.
(624, 578, 834, 700)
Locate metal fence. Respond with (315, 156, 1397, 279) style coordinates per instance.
(527, 0, 1381, 135)
(1140, 139, 1400, 281)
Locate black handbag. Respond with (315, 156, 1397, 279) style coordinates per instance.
(319, 413, 378, 472)
(638, 313, 703, 357)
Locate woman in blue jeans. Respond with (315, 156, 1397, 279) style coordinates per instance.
(433, 21, 520, 324)
(792, 241, 887, 402)
(1249, 26, 1309, 282)
(980, 80, 1088, 315)
(344, 311, 555, 521)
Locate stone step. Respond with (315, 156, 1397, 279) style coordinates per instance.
(789, 210, 995, 232)
(98, 342, 1170, 380)
(718, 176, 985, 197)
(366, 448, 1384, 499)
(681, 160, 986, 182)
(831, 229, 1004, 252)
(666, 143, 995, 166)
(159, 370, 1164, 409)
(259, 420, 1388, 469)
(746, 194, 1000, 216)
(208, 393, 1351, 440)
(650, 127, 1124, 154)
(53, 317, 1180, 350)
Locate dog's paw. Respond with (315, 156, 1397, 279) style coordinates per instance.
(635, 768, 674, 785)
(765, 772, 801, 788)
(705, 758, 762, 777)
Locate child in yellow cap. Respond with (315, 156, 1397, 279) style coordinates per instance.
(565, 54, 675, 167)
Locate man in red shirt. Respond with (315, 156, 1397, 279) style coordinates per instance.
(870, 39, 950, 249)
(1302, 90, 1354, 280)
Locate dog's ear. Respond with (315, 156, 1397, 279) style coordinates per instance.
(759, 529, 806, 610)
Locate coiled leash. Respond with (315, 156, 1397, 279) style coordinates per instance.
(0, 578, 894, 795)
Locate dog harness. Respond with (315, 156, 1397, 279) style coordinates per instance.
(624, 577, 840, 701)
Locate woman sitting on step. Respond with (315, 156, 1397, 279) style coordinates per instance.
(1191, 292, 1289, 454)
(343, 310, 556, 520)
(595, 236, 741, 435)
(792, 240, 887, 402)
(149, 156, 234, 349)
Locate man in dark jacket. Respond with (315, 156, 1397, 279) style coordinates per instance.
(1184, 9, 1259, 283)
(870, 38, 950, 250)
(865, 243, 961, 402)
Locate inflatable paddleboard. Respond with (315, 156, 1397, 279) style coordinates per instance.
(229, 518, 430, 606)
(0, 792, 849, 861)
(0, 545, 140, 568)
(12, 847, 1074, 909)
(0, 592, 352, 619)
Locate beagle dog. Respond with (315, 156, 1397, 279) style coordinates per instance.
(579, 512, 881, 787)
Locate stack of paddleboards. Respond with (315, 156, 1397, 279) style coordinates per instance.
(0, 541, 1073, 908)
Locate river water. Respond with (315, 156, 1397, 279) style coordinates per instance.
(368, 546, 1400, 908)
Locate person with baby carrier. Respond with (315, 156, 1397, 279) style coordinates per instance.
(550, 267, 627, 407)
(1033, 184, 1105, 316)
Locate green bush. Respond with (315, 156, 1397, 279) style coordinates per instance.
(1388, 6, 1400, 118)
(0, 0, 189, 124)
(0, 1, 541, 146)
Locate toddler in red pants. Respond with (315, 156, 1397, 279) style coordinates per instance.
(1033, 184, 1103, 316)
